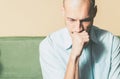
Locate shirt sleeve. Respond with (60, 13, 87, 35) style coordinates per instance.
(109, 36, 120, 79)
(39, 36, 65, 79)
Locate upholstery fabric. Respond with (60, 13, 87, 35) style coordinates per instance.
(0, 37, 45, 79)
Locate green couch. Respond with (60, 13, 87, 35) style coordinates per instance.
(0, 37, 45, 79)
(0, 36, 119, 79)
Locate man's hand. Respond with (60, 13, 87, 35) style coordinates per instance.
(71, 31, 90, 58)
(64, 31, 90, 79)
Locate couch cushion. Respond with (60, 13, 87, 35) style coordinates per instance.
(0, 37, 45, 79)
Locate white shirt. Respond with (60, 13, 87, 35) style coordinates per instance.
(39, 26, 120, 79)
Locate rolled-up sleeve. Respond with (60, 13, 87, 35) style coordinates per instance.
(109, 36, 120, 79)
(39, 36, 65, 79)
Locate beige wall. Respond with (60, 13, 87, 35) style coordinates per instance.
(0, 0, 119, 36)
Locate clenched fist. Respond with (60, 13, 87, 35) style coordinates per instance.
(71, 31, 89, 58)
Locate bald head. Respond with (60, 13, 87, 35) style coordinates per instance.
(63, 0, 95, 9)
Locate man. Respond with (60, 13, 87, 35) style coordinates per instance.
(39, 0, 120, 79)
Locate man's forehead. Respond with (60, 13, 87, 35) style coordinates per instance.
(64, 0, 91, 5)
(64, 0, 91, 9)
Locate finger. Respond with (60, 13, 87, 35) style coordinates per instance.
(80, 34, 89, 39)
(83, 37, 89, 42)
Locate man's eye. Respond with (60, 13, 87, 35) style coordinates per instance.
(69, 19, 76, 22)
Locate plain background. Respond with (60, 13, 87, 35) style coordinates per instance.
(0, 0, 119, 36)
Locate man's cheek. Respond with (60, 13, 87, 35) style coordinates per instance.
(67, 26, 73, 32)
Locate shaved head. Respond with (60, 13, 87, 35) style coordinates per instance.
(63, 0, 96, 17)
(63, 0, 95, 9)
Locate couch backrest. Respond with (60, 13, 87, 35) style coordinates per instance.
(0, 37, 45, 79)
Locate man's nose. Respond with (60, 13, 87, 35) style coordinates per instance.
(74, 21, 84, 32)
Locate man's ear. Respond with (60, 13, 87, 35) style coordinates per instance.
(92, 5, 97, 18)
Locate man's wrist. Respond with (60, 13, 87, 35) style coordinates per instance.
(70, 52, 80, 63)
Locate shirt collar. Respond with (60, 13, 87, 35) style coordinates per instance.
(64, 26, 98, 50)
(64, 28, 72, 50)
(89, 26, 98, 44)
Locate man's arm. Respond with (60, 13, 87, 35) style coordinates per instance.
(75, 57, 80, 79)
(64, 31, 89, 79)
(64, 53, 80, 79)
(108, 36, 120, 79)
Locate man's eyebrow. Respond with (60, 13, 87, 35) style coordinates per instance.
(67, 17, 77, 20)
(67, 17, 92, 21)
(80, 17, 92, 22)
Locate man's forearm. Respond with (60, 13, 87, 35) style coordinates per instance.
(64, 31, 89, 79)
(64, 53, 79, 79)
(75, 58, 80, 79)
